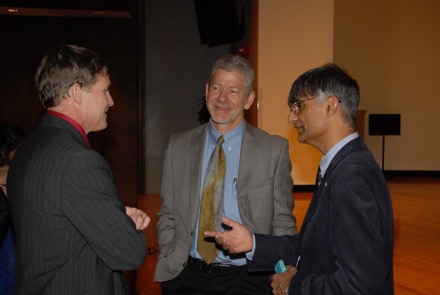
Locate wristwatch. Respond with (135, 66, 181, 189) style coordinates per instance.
(286, 286, 289, 294)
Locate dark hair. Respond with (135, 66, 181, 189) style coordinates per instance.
(288, 63, 360, 128)
(0, 125, 26, 166)
(35, 45, 109, 109)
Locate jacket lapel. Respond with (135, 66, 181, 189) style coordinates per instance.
(189, 124, 208, 228)
(237, 123, 259, 208)
(300, 137, 364, 228)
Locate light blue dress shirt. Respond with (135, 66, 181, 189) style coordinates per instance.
(190, 121, 246, 265)
(319, 132, 359, 176)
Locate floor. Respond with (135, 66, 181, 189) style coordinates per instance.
(136, 177, 440, 294)
(388, 177, 440, 294)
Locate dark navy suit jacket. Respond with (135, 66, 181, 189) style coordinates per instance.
(248, 137, 394, 294)
(7, 114, 146, 295)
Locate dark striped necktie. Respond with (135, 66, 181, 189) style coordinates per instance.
(316, 166, 322, 188)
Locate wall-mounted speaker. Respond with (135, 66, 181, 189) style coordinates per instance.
(369, 114, 401, 136)
(194, 0, 244, 47)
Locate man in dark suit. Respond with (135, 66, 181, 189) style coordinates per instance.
(154, 55, 297, 294)
(206, 64, 394, 294)
(7, 45, 150, 295)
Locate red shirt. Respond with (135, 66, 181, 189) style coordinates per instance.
(47, 110, 90, 146)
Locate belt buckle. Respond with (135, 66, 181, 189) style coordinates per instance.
(211, 262, 232, 273)
(189, 257, 236, 273)
(217, 263, 231, 271)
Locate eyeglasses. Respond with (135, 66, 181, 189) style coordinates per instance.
(289, 97, 318, 115)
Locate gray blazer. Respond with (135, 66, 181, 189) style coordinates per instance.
(154, 122, 296, 281)
(7, 114, 146, 295)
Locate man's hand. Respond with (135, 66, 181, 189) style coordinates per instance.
(125, 206, 151, 231)
(0, 165, 9, 196)
(204, 217, 253, 253)
(271, 266, 297, 295)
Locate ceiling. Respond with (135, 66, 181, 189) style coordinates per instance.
(0, 0, 136, 18)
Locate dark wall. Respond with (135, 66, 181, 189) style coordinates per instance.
(0, 0, 253, 196)
(144, 0, 230, 193)
(0, 11, 142, 207)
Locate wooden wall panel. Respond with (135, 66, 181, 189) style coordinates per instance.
(0, 8, 142, 293)
(0, 14, 141, 206)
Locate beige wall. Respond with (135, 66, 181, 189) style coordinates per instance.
(258, 0, 440, 185)
(334, 0, 440, 171)
(258, 0, 335, 184)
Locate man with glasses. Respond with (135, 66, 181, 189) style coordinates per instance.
(206, 63, 394, 294)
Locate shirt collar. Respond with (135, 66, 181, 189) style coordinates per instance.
(47, 110, 90, 146)
(207, 120, 245, 143)
(320, 132, 359, 176)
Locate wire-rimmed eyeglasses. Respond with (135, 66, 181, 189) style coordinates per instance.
(288, 97, 317, 115)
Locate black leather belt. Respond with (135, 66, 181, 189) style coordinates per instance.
(187, 256, 246, 273)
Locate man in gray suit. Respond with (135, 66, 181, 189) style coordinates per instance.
(7, 45, 150, 295)
(155, 55, 297, 294)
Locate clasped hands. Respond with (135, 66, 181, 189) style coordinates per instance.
(0, 164, 151, 231)
(125, 206, 151, 231)
(205, 217, 297, 295)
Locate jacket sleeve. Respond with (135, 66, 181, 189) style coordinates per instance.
(156, 138, 176, 258)
(247, 233, 299, 272)
(61, 149, 146, 270)
(272, 138, 297, 236)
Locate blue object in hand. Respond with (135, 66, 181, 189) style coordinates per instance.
(274, 259, 287, 273)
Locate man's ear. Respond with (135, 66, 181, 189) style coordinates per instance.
(326, 95, 340, 117)
(244, 91, 255, 110)
(69, 83, 83, 105)
(205, 82, 210, 100)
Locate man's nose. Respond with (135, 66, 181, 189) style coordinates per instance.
(216, 89, 230, 101)
(108, 93, 114, 107)
(288, 110, 298, 124)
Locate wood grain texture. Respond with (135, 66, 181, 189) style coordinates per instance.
(389, 177, 440, 294)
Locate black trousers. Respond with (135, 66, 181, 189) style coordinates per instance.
(161, 259, 272, 295)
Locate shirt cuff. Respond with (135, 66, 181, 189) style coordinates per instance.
(245, 234, 256, 260)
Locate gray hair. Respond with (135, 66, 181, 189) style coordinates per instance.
(35, 45, 108, 109)
(210, 54, 254, 95)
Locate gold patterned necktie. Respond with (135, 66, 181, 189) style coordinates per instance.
(197, 135, 226, 264)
